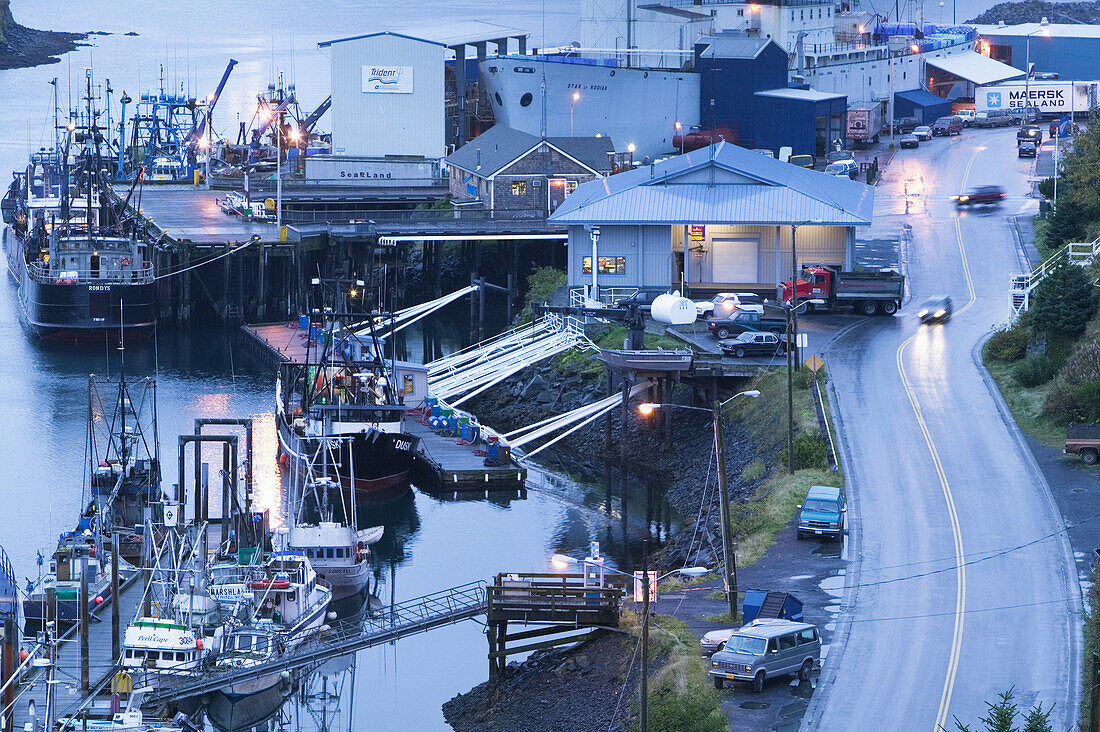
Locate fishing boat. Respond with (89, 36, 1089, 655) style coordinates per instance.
(276, 317, 419, 504)
(1, 71, 155, 341)
(23, 524, 134, 626)
(57, 688, 197, 731)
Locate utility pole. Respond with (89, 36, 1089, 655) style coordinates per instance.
(787, 224, 799, 476)
(641, 539, 650, 732)
(713, 403, 738, 618)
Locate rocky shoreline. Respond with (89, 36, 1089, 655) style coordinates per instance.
(0, 1, 88, 71)
(967, 0, 1100, 24)
(467, 353, 777, 569)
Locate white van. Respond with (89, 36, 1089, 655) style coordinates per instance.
(709, 618, 820, 692)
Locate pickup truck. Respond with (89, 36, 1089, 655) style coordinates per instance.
(781, 265, 905, 316)
(707, 311, 787, 340)
(1065, 423, 1100, 464)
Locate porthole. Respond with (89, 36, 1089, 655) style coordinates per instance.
(520, 92, 533, 107)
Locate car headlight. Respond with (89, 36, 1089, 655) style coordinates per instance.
(934, 309, 946, 318)
(918, 309, 928, 317)
(960, 196, 969, 201)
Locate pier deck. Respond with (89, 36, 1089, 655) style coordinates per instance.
(13, 574, 145, 727)
(136, 185, 277, 245)
(242, 321, 316, 363)
(407, 418, 527, 494)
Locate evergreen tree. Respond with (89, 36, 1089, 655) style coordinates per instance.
(1029, 257, 1097, 337)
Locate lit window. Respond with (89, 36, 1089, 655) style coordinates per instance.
(566, 180, 578, 195)
(511, 181, 527, 195)
(581, 256, 626, 275)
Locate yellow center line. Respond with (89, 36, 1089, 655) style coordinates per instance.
(897, 154, 980, 730)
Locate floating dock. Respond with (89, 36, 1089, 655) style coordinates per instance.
(241, 322, 527, 494)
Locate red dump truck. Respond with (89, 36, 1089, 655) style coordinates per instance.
(781, 265, 905, 316)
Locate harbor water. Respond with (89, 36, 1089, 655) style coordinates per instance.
(0, 0, 1006, 728)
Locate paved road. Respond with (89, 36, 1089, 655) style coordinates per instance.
(805, 127, 1082, 730)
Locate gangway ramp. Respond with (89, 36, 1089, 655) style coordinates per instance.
(146, 580, 487, 707)
(427, 317, 590, 404)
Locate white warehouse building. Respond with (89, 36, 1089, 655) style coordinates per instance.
(320, 32, 447, 160)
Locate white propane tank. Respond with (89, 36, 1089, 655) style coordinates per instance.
(650, 291, 696, 325)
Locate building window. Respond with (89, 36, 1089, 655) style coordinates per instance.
(582, 256, 626, 275)
(566, 180, 578, 194)
(737, 8, 743, 15)
(511, 181, 527, 196)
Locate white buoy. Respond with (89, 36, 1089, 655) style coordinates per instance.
(651, 291, 696, 325)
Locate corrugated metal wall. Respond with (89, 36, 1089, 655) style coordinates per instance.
(983, 34, 1100, 81)
(328, 34, 445, 159)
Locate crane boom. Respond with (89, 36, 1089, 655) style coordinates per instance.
(188, 59, 238, 153)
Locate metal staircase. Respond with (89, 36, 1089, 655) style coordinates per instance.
(1010, 236, 1100, 318)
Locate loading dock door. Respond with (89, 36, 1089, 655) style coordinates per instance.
(711, 238, 759, 283)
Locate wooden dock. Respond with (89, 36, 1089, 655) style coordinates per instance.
(408, 418, 527, 494)
(241, 321, 316, 363)
(12, 573, 145, 727)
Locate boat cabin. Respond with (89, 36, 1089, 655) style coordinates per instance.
(122, 618, 201, 672)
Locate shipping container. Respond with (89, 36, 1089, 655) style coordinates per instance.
(975, 81, 1096, 117)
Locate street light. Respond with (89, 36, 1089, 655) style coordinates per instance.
(674, 121, 684, 154)
(571, 91, 580, 136)
(1024, 19, 1050, 125)
(637, 389, 761, 623)
(550, 549, 710, 732)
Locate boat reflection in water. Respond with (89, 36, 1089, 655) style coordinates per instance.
(289, 652, 359, 732)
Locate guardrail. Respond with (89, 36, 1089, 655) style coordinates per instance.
(281, 207, 549, 225)
(487, 572, 625, 625)
(26, 262, 154, 285)
(1010, 235, 1100, 317)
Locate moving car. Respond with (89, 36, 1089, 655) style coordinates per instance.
(718, 331, 788, 358)
(952, 185, 1004, 207)
(913, 125, 933, 141)
(797, 485, 846, 540)
(709, 619, 821, 692)
(707, 311, 787, 340)
(899, 134, 919, 149)
(932, 116, 962, 136)
(1018, 140, 1037, 158)
(695, 292, 764, 317)
(917, 295, 952, 323)
(824, 160, 859, 179)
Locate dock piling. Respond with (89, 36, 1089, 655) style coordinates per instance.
(3, 616, 14, 732)
(79, 557, 89, 691)
(111, 534, 120, 661)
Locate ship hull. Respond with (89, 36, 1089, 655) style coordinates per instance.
(480, 56, 699, 159)
(3, 227, 155, 340)
(277, 423, 419, 504)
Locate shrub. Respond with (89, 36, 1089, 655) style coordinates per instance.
(1012, 356, 1060, 387)
(1062, 339, 1100, 384)
(986, 326, 1029, 362)
(1029, 258, 1097, 337)
(1073, 380, 1100, 423)
(520, 266, 566, 322)
(740, 459, 767, 483)
(1037, 177, 1055, 199)
(1042, 376, 1077, 422)
(780, 431, 829, 471)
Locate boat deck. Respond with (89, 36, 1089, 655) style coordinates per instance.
(13, 573, 145, 727)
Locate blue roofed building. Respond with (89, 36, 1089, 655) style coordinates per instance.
(548, 142, 874, 298)
(893, 88, 953, 125)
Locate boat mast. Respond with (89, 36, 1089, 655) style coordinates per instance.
(85, 70, 93, 239)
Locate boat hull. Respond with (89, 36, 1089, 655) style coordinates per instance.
(3, 227, 155, 340)
(200, 674, 296, 732)
(277, 423, 418, 504)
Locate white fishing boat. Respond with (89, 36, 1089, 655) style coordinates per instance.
(288, 522, 381, 602)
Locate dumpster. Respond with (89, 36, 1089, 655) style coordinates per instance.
(742, 590, 804, 624)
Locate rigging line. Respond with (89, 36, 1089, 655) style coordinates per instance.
(152, 238, 256, 281)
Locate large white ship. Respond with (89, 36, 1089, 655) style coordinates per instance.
(480, 0, 978, 157)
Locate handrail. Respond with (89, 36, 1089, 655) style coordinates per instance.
(25, 261, 153, 285)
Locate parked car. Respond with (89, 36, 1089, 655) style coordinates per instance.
(1010, 106, 1041, 124)
(709, 619, 821, 692)
(788, 154, 815, 169)
(1065, 423, 1100, 465)
(707, 311, 787, 340)
(1017, 125, 1043, 144)
(695, 292, 764, 317)
(796, 485, 846, 540)
(973, 110, 1015, 128)
(824, 149, 855, 165)
(891, 116, 921, 133)
(701, 628, 737, 655)
(1018, 140, 1037, 157)
(913, 125, 933, 141)
(613, 290, 659, 311)
(952, 185, 1004, 208)
(917, 295, 953, 323)
(899, 134, 919, 149)
(932, 116, 963, 136)
(954, 109, 977, 126)
(1050, 119, 1081, 138)
(718, 331, 788, 358)
(824, 160, 859, 179)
